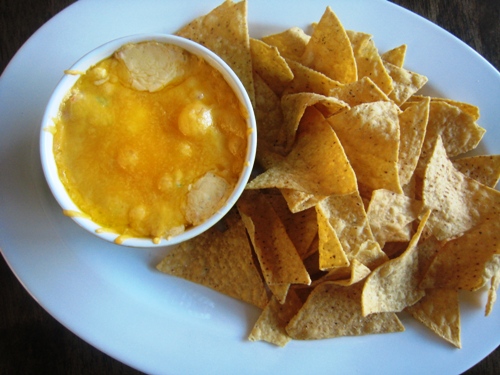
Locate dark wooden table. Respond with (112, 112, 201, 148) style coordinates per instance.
(1, 0, 499, 374)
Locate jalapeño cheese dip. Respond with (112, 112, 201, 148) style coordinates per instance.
(53, 41, 249, 243)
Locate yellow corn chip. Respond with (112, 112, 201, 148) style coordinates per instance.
(300, 6, 357, 83)
(176, 0, 255, 104)
(420, 218, 500, 291)
(246, 107, 358, 197)
(237, 190, 311, 286)
(264, 190, 318, 258)
(261, 27, 310, 62)
(347, 30, 393, 95)
(281, 92, 348, 150)
(453, 155, 500, 188)
(406, 288, 461, 348)
(283, 58, 343, 96)
(315, 204, 350, 270)
(398, 96, 430, 186)
(384, 61, 428, 105)
(328, 76, 390, 107)
(156, 209, 268, 308)
(250, 38, 294, 95)
(366, 189, 423, 247)
(418, 101, 486, 170)
(486, 269, 500, 316)
(422, 137, 500, 240)
(381, 44, 407, 67)
(286, 281, 405, 339)
(362, 210, 431, 316)
(253, 73, 286, 157)
(316, 192, 388, 270)
(327, 101, 403, 194)
(249, 290, 303, 347)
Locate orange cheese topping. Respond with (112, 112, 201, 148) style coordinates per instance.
(53, 42, 249, 241)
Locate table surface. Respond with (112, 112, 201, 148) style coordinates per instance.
(1, 0, 499, 374)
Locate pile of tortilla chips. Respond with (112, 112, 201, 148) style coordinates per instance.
(157, 0, 500, 348)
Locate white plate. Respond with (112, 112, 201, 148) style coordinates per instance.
(0, 1, 498, 374)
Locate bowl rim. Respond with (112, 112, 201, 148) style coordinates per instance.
(39, 33, 257, 248)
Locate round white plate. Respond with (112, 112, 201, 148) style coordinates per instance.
(1, 1, 498, 374)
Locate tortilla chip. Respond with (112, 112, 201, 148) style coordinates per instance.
(398, 96, 430, 186)
(300, 6, 357, 83)
(420, 218, 500, 291)
(418, 101, 486, 170)
(283, 58, 343, 96)
(347, 30, 393, 95)
(384, 61, 428, 105)
(315, 204, 350, 270)
(316, 192, 388, 270)
(237, 189, 311, 287)
(453, 155, 500, 188)
(366, 189, 423, 247)
(406, 288, 461, 348)
(327, 101, 403, 194)
(286, 281, 405, 339)
(156, 209, 268, 308)
(264, 190, 318, 258)
(362, 210, 431, 316)
(486, 269, 500, 316)
(319, 259, 372, 286)
(250, 38, 294, 95)
(281, 92, 348, 150)
(328, 76, 390, 107)
(176, 0, 255, 104)
(261, 27, 310, 62)
(249, 290, 303, 346)
(253, 73, 286, 157)
(381, 44, 407, 67)
(247, 107, 358, 197)
(422, 136, 500, 240)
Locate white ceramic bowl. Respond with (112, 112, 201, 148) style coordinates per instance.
(40, 33, 256, 247)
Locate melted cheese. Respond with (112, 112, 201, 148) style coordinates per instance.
(53, 41, 248, 241)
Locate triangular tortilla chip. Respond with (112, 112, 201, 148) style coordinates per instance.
(453, 154, 500, 188)
(366, 189, 423, 247)
(398, 96, 430, 185)
(417, 101, 486, 171)
(422, 136, 500, 240)
(253, 73, 286, 157)
(281, 92, 348, 150)
(176, 0, 255, 104)
(249, 290, 303, 347)
(156, 209, 268, 308)
(247, 107, 358, 197)
(317, 192, 388, 270)
(264, 190, 318, 258)
(237, 190, 311, 287)
(283, 58, 343, 96)
(286, 281, 405, 339)
(381, 44, 407, 68)
(384, 61, 428, 105)
(315, 205, 350, 270)
(250, 38, 294, 95)
(486, 268, 500, 316)
(327, 101, 403, 194)
(300, 6, 357, 83)
(328, 76, 390, 107)
(261, 27, 310, 62)
(420, 218, 500, 291)
(347, 30, 393, 95)
(406, 288, 461, 348)
(362, 210, 431, 316)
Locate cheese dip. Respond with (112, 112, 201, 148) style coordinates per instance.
(53, 41, 249, 243)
